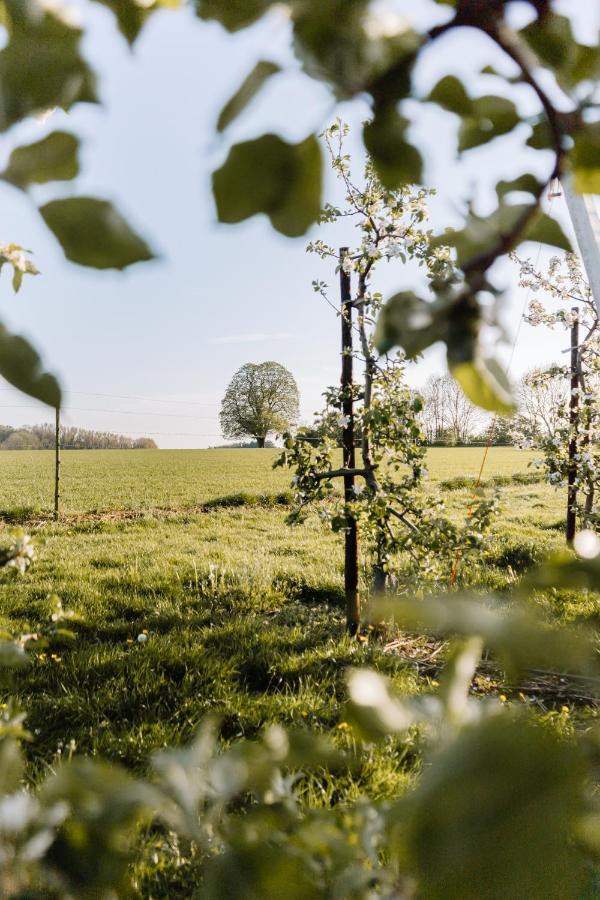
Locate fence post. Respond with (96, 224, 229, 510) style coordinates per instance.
(339, 247, 360, 636)
(54, 406, 60, 521)
(566, 307, 579, 544)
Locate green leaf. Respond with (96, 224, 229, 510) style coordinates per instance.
(437, 637, 483, 727)
(571, 123, 600, 194)
(434, 202, 570, 270)
(41, 759, 153, 895)
(521, 15, 600, 90)
(524, 551, 600, 593)
(0, 1, 98, 131)
(451, 356, 516, 415)
(345, 668, 416, 741)
(526, 119, 553, 150)
(39, 198, 155, 269)
(291, 0, 373, 98)
(363, 108, 423, 189)
(458, 95, 519, 152)
(217, 61, 280, 132)
(0, 322, 61, 407)
(496, 174, 541, 199)
(0, 640, 29, 669)
(2, 132, 79, 189)
(524, 209, 571, 251)
(401, 716, 589, 899)
(212, 134, 322, 237)
(375, 292, 446, 357)
(375, 594, 594, 676)
(92, 0, 182, 44)
(196, 0, 276, 31)
(427, 75, 471, 116)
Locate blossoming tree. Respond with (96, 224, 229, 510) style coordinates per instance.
(276, 124, 496, 633)
(512, 252, 599, 532)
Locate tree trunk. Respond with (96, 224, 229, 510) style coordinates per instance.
(340, 248, 360, 636)
(256, 436, 266, 448)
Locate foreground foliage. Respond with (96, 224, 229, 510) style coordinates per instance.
(0, 531, 599, 898)
(0, 466, 595, 897)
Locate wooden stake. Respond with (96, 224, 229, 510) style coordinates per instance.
(566, 308, 579, 544)
(54, 406, 60, 521)
(339, 248, 360, 635)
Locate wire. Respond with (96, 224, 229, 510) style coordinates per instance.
(0, 405, 216, 419)
(0, 388, 219, 407)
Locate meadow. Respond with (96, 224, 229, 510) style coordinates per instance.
(0, 446, 593, 894)
(0, 446, 537, 515)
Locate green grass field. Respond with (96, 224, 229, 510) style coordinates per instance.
(0, 446, 536, 514)
(0, 447, 593, 895)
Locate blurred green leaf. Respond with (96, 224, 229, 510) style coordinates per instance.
(291, 0, 371, 97)
(203, 844, 319, 900)
(217, 61, 280, 132)
(42, 759, 153, 895)
(196, 0, 276, 31)
(427, 75, 471, 116)
(451, 356, 516, 415)
(40, 197, 155, 269)
(435, 201, 570, 268)
(0, 1, 97, 132)
(376, 594, 595, 676)
(375, 291, 446, 357)
(363, 108, 423, 188)
(2, 132, 79, 189)
(524, 210, 571, 251)
(437, 637, 483, 727)
(571, 123, 600, 194)
(399, 715, 588, 899)
(521, 15, 600, 89)
(212, 134, 322, 237)
(0, 323, 60, 408)
(526, 119, 553, 150)
(524, 552, 600, 593)
(0, 640, 28, 670)
(458, 96, 519, 152)
(496, 174, 541, 199)
(346, 668, 415, 741)
(0, 737, 25, 794)
(92, 0, 182, 44)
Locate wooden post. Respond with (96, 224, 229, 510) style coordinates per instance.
(340, 247, 360, 636)
(566, 308, 579, 544)
(54, 406, 60, 521)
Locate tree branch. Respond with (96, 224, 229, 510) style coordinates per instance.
(313, 467, 367, 481)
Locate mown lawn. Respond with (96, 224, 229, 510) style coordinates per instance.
(0, 447, 595, 894)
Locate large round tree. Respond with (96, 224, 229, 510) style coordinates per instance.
(220, 362, 300, 448)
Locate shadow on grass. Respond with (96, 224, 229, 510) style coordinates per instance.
(439, 472, 543, 491)
(273, 574, 345, 608)
(201, 491, 293, 510)
(489, 542, 540, 572)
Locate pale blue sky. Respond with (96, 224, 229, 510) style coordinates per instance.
(0, 0, 596, 446)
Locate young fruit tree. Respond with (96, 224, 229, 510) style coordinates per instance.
(276, 124, 496, 634)
(512, 252, 599, 537)
(220, 361, 300, 448)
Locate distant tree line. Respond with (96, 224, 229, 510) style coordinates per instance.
(298, 367, 594, 450)
(210, 440, 276, 449)
(0, 425, 157, 451)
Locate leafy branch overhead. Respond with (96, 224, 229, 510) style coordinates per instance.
(0, 1, 157, 271)
(0, 0, 595, 410)
(207, 0, 597, 408)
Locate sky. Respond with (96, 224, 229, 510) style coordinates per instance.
(0, 0, 597, 447)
